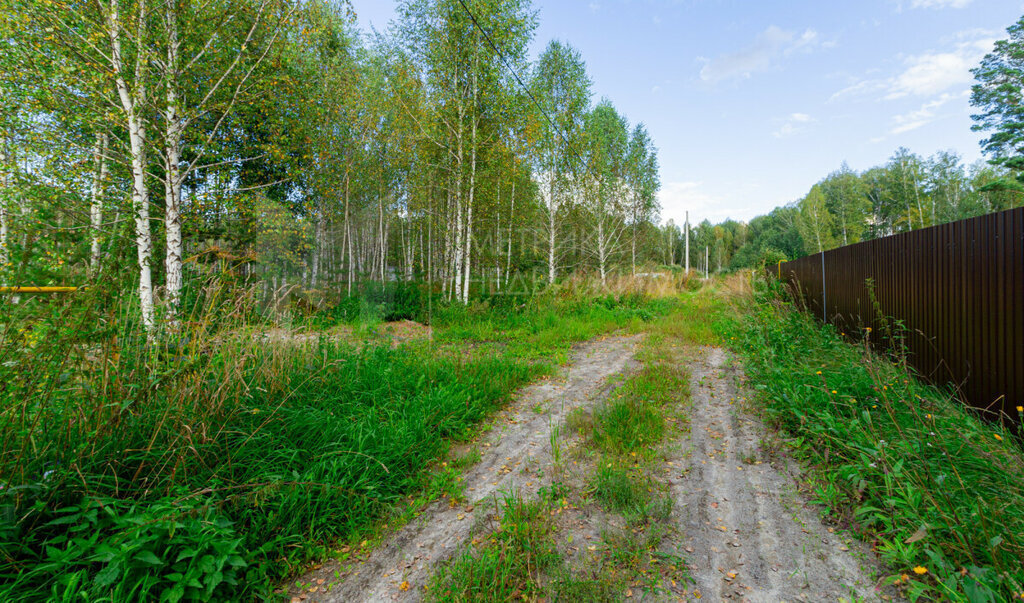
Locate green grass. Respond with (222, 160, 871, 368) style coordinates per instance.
(427, 490, 563, 602)
(0, 283, 679, 601)
(731, 278, 1024, 601)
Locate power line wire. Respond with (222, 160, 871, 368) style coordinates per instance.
(453, 0, 592, 175)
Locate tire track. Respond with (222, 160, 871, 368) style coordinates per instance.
(291, 334, 643, 603)
(670, 347, 887, 602)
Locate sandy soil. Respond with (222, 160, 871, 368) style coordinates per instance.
(292, 334, 643, 603)
(671, 347, 888, 602)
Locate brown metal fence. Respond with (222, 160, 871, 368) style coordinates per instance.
(777, 207, 1024, 422)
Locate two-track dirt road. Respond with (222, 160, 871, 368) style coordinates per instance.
(290, 339, 888, 602)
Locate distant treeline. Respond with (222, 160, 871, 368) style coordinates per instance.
(664, 148, 1024, 272)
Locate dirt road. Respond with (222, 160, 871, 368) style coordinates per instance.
(290, 339, 890, 602)
(294, 335, 643, 602)
(671, 347, 886, 602)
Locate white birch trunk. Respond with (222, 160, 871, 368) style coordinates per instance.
(547, 169, 557, 284)
(311, 210, 325, 288)
(0, 140, 10, 273)
(89, 133, 109, 272)
(163, 4, 186, 319)
(345, 175, 353, 295)
(110, 0, 156, 333)
(505, 179, 514, 287)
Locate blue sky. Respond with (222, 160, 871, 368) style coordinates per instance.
(348, 0, 1023, 226)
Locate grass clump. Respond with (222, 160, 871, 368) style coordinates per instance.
(427, 490, 562, 602)
(733, 279, 1024, 601)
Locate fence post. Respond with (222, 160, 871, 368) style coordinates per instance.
(821, 251, 826, 323)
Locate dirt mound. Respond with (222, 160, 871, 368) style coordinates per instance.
(382, 320, 433, 345)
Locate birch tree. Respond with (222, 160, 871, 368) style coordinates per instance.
(582, 100, 628, 285)
(625, 122, 659, 274)
(530, 40, 590, 284)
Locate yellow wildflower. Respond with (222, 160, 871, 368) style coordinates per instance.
(816, 371, 822, 375)
(831, 390, 837, 394)
(926, 414, 932, 419)
(913, 566, 928, 575)
(1017, 406, 1023, 413)
(994, 434, 1003, 441)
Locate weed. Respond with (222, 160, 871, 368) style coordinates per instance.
(427, 490, 561, 602)
(732, 278, 1024, 599)
(592, 462, 652, 515)
(550, 422, 562, 466)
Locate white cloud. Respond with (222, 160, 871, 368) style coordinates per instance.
(772, 112, 816, 138)
(910, 0, 973, 8)
(698, 26, 826, 84)
(888, 90, 966, 135)
(830, 30, 994, 102)
(657, 181, 747, 224)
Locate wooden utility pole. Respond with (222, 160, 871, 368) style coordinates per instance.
(684, 211, 689, 274)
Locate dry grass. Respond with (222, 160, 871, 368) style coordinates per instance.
(558, 269, 703, 299)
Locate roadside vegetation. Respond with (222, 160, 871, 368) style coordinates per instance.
(731, 277, 1024, 601)
(0, 274, 687, 601)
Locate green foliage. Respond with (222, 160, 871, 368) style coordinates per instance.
(0, 280, 677, 601)
(732, 280, 1024, 600)
(5, 496, 247, 602)
(315, 281, 426, 324)
(971, 14, 1024, 175)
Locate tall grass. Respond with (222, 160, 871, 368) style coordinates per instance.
(733, 279, 1024, 601)
(0, 273, 675, 601)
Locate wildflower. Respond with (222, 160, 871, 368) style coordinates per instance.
(831, 390, 837, 394)
(913, 566, 928, 575)
(815, 371, 822, 375)
(865, 327, 872, 333)
(1017, 406, 1023, 413)
(994, 434, 1003, 441)
(926, 414, 932, 419)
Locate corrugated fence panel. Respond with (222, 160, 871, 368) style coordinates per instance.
(777, 207, 1024, 423)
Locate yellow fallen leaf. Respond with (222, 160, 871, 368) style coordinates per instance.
(399, 581, 410, 591)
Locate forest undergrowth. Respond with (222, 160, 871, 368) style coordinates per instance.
(0, 274, 687, 601)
